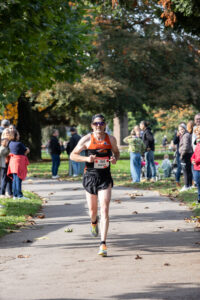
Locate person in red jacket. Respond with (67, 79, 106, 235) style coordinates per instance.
(7, 130, 30, 200)
(191, 126, 200, 204)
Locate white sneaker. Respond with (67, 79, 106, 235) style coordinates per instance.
(18, 196, 29, 200)
(52, 175, 60, 179)
(180, 186, 190, 192)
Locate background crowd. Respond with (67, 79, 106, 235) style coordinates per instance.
(2, 112, 200, 205)
(123, 113, 200, 204)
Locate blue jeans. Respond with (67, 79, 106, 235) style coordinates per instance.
(193, 170, 200, 200)
(1, 167, 12, 195)
(51, 154, 60, 176)
(71, 160, 80, 176)
(12, 173, 23, 198)
(145, 150, 156, 179)
(175, 151, 182, 183)
(130, 152, 141, 182)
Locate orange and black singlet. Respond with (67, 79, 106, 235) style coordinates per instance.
(85, 133, 113, 174)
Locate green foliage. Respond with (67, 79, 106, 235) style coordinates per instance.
(171, 0, 200, 35)
(32, 0, 200, 127)
(0, 0, 95, 104)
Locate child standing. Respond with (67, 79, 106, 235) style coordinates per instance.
(161, 154, 172, 178)
(7, 130, 30, 199)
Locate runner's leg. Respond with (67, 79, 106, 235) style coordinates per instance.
(98, 185, 112, 242)
(86, 191, 98, 223)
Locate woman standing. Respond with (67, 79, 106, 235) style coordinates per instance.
(178, 123, 193, 192)
(7, 130, 30, 199)
(123, 126, 145, 182)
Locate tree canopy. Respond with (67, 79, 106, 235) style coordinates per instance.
(0, 0, 95, 108)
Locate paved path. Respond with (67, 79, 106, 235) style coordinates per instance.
(0, 178, 200, 300)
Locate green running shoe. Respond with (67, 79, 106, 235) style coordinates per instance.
(90, 217, 99, 237)
(98, 244, 107, 257)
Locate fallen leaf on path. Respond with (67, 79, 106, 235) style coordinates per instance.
(25, 215, 34, 220)
(23, 240, 33, 243)
(64, 203, 72, 205)
(78, 260, 85, 262)
(179, 203, 185, 206)
(36, 214, 45, 219)
(158, 226, 164, 229)
(172, 228, 180, 232)
(144, 207, 149, 209)
(169, 197, 176, 201)
(73, 188, 79, 190)
(48, 192, 54, 195)
(114, 199, 122, 204)
(35, 236, 49, 240)
(17, 255, 30, 259)
(135, 255, 142, 260)
(6, 229, 21, 233)
(195, 242, 200, 245)
(65, 228, 73, 232)
(164, 263, 170, 266)
(132, 211, 138, 214)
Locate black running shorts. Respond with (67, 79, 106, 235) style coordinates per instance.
(83, 172, 113, 195)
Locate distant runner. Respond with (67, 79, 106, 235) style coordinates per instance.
(70, 114, 120, 256)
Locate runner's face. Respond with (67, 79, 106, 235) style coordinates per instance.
(91, 118, 106, 133)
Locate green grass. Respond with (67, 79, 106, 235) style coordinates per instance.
(0, 191, 42, 237)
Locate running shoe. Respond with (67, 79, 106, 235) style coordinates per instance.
(91, 217, 99, 237)
(98, 244, 107, 257)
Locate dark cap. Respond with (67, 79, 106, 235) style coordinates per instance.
(70, 127, 76, 132)
(91, 114, 105, 122)
(1, 119, 10, 127)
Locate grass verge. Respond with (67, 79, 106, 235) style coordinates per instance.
(0, 191, 43, 237)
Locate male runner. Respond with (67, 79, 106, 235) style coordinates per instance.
(70, 114, 120, 256)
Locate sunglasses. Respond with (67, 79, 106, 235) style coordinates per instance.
(92, 122, 105, 126)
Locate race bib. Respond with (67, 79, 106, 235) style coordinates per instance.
(94, 157, 109, 169)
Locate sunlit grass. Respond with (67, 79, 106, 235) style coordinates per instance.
(0, 191, 42, 237)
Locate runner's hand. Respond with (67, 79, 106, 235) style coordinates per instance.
(110, 156, 117, 164)
(87, 155, 96, 163)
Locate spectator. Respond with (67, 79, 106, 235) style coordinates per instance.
(191, 126, 200, 204)
(7, 130, 30, 199)
(140, 121, 156, 181)
(48, 129, 61, 179)
(178, 123, 193, 192)
(9, 124, 16, 132)
(66, 127, 81, 177)
(162, 135, 168, 151)
(123, 127, 145, 182)
(192, 113, 200, 151)
(161, 154, 172, 178)
(0, 129, 12, 198)
(173, 129, 182, 187)
(0, 119, 10, 136)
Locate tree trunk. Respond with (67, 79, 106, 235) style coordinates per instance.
(113, 113, 129, 146)
(17, 94, 42, 160)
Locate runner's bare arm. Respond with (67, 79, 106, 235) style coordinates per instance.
(109, 135, 120, 164)
(70, 134, 96, 163)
